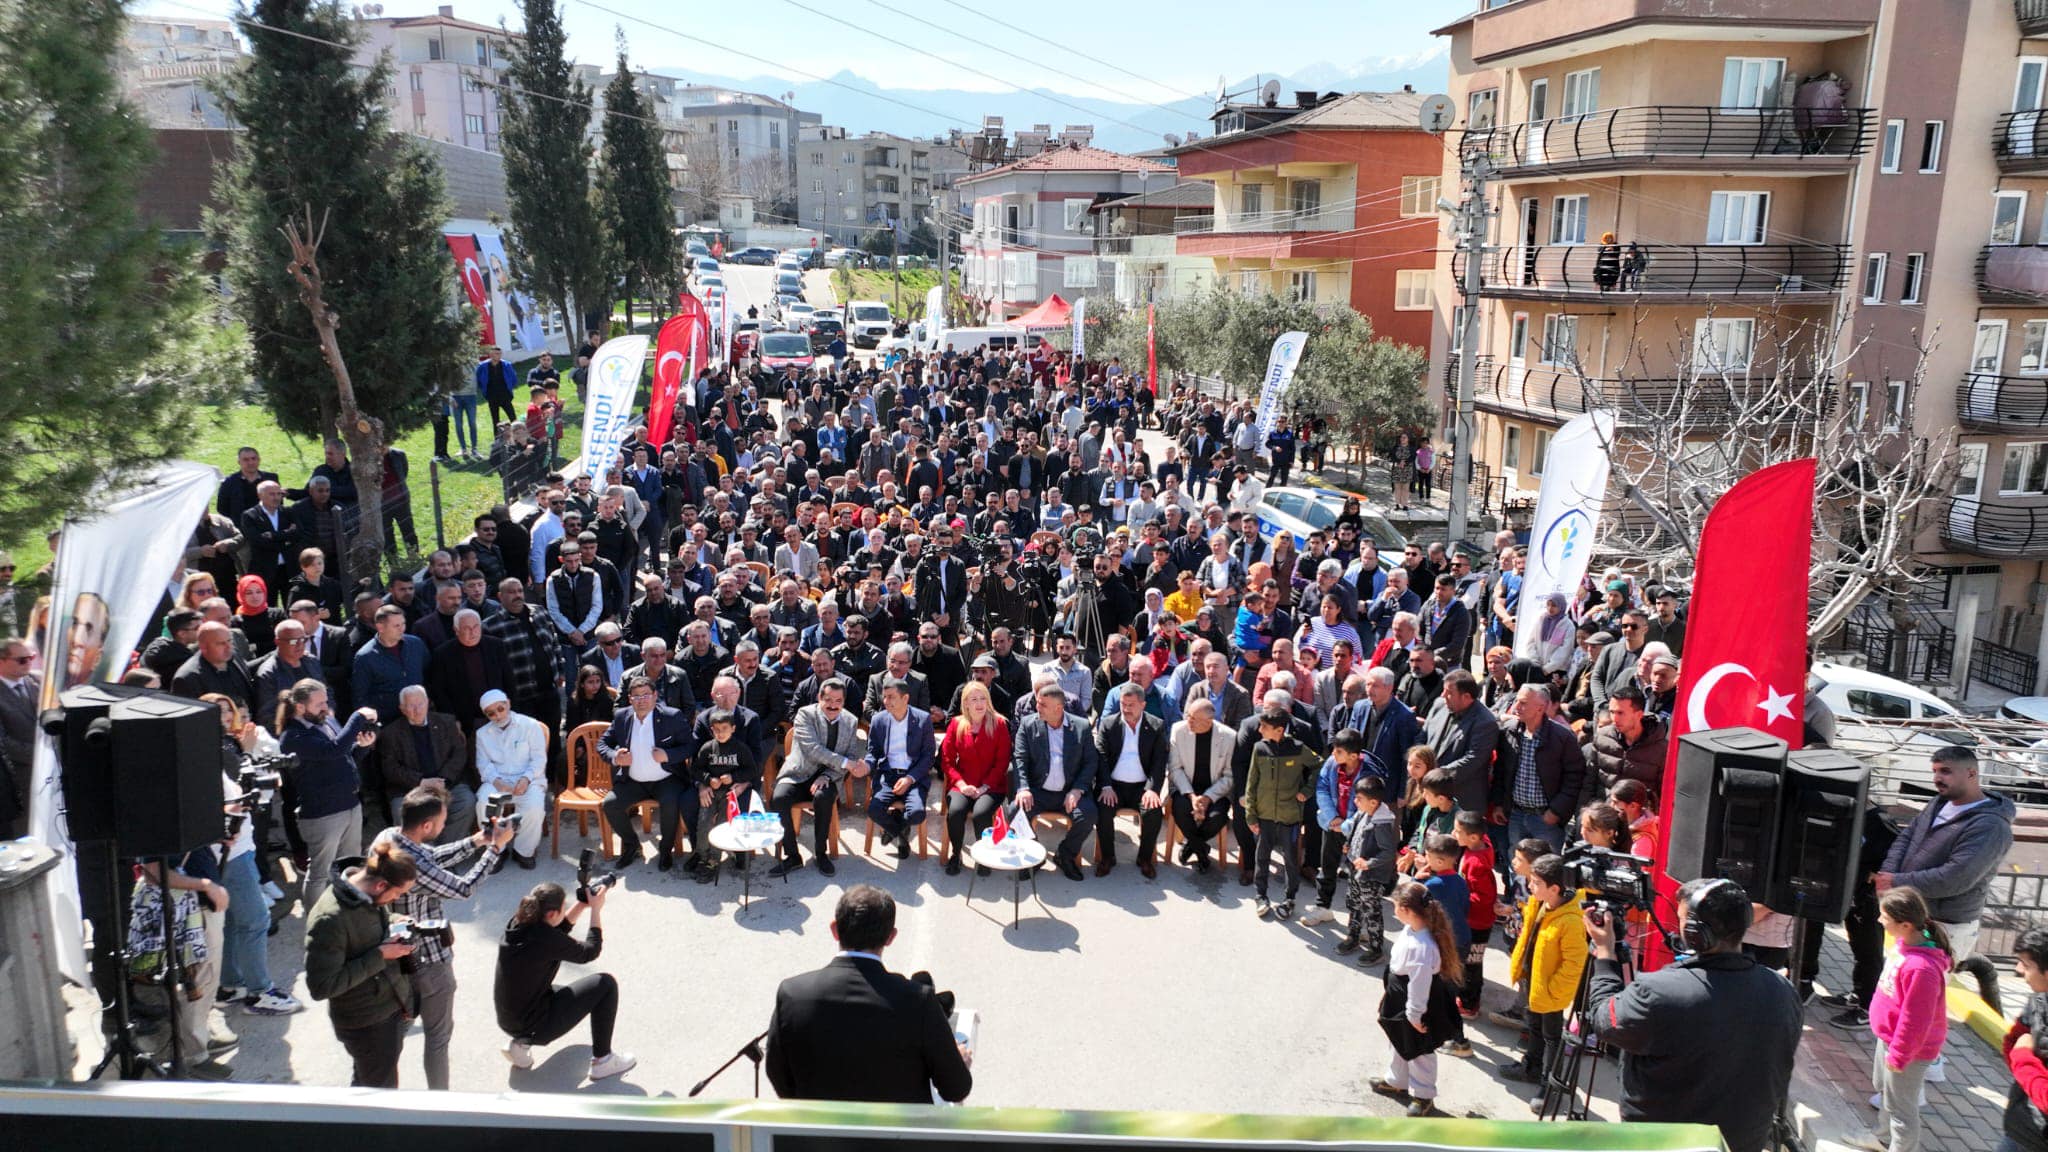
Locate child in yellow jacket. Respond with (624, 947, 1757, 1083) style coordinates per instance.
(1503, 853, 1587, 1105)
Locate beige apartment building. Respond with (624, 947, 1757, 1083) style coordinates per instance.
(1430, 0, 2048, 698)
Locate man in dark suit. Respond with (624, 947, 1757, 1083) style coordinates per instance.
(238, 481, 304, 606)
(1420, 573, 1473, 669)
(862, 642, 930, 718)
(1345, 666, 1422, 781)
(291, 600, 354, 712)
(1092, 686, 1167, 879)
(910, 624, 967, 727)
(1424, 669, 1500, 818)
(915, 527, 970, 643)
(765, 884, 971, 1104)
(580, 622, 642, 692)
(373, 686, 472, 830)
(1009, 681, 1098, 881)
(428, 610, 509, 732)
(0, 639, 37, 838)
(598, 674, 698, 871)
(864, 679, 934, 859)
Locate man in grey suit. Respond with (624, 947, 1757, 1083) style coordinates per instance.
(1009, 681, 1098, 881)
(0, 639, 37, 837)
(862, 642, 930, 717)
(1181, 651, 1252, 732)
(772, 679, 865, 878)
(1424, 669, 1500, 817)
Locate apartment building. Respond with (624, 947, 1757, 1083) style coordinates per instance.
(118, 18, 244, 129)
(958, 144, 1172, 322)
(1087, 181, 1218, 306)
(1168, 89, 1444, 351)
(797, 128, 973, 246)
(359, 5, 516, 153)
(1431, 0, 2048, 697)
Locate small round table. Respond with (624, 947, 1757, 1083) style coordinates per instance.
(707, 820, 785, 910)
(964, 837, 1048, 929)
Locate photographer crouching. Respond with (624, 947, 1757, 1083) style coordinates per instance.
(1583, 878, 1802, 1152)
(493, 879, 636, 1082)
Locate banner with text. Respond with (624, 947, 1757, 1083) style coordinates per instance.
(580, 334, 650, 482)
(1513, 410, 1615, 661)
(1252, 330, 1309, 442)
(472, 232, 539, 358)
(1070, 295, 1086, 363)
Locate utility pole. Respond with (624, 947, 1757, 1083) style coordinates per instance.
(891, 217, 903, 316)
(936, 210, 949, 329)
(1446, 150, 1492, 549)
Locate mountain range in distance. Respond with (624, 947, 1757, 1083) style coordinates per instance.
(648, 47, 1451, 153)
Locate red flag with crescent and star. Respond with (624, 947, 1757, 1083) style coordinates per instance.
(991, 802, 1011, 844)
(1648, 457, 1814, 965)
(648, 296, 707, 447)
(444, 234, 495, 346)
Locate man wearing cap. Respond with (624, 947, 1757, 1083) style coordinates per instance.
(950, 653, 1016, 717)
(473, 689, 548, 867)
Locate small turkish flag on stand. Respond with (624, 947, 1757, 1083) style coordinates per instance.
(726, 788, 740, 823)
(991, 803, 1011, 844)
(1646, 457, 1814, 967)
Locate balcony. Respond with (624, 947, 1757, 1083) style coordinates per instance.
(1959, 373, 2048, 430)
(1463, 106, 1873, 178)
(1996, 111, 2048, 173)
(1461, 0, 1881, 67)
(1979, 245, 2048, 304)
(1468, 356, 1822, 425)
(1094, 232, 1182, 259)
(2022, 0, 2048, 36)
(1454, 242, 1849, 301)
(1944, 498, 2048, 559)
(1174, 209, 1344, 235)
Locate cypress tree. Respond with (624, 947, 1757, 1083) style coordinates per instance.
(598, 52, 677, 324)
(500, 0, 606, 337)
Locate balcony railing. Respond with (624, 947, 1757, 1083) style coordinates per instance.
(1174, 209, 1344, 235)
(2021, 0, 2048, 35)
(1462, 105, 1873, 175)
(1995, 111, 2048, 171)
(1469, 357, 1823, 424)
(1454, 242, 1850, 299)
(1978, 245, 2048, 304)
(1944, 497, 2048, 559)
(1959, 372, 2048, 430)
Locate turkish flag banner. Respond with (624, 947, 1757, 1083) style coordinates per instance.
(444, 234, 495, 346)
(1648, 457, 1814, 965)
(648, 296, 706, 447)
(1146, 303, 1158, 397)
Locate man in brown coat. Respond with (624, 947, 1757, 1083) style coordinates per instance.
(376, 685, 474, 840)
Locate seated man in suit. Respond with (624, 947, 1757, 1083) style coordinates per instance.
(864, 679, 933, 859)
(597, 674, 698, 872)
(1167, 697, 1236, 872)
(773, 678, 866, 878)
(861, 641, 930, 718)
(375, 685, 473, 835)
(765, 884, 971, 1104)
(632, 638, 698, 714)
(1093, 683, 1168, 879)
(1009, 680, 1099, 882)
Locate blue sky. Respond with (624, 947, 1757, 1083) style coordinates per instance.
(137, 0, 1450, 101)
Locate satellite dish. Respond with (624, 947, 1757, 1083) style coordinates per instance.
(1260, 79, 1282, 106)
(1418, 94, 1455, 134)
(1163, 133, 1182, 147)
(1216, 75, 1227, 102)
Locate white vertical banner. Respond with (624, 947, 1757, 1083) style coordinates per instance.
(29, 460, 222, 983)
(1252, 330, 1310, 442)
(581, 334, 650, 482)
(1070, 295, 1087, 362)
(1513, 409, 1616, 660)
(924, 283, 944, 346)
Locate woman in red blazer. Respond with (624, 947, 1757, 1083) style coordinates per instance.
(942, 681, 1012, 877)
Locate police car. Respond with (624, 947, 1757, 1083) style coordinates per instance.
(1254, 486, 1408, 554)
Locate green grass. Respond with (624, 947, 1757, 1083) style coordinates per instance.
(830, 268, 957, 318)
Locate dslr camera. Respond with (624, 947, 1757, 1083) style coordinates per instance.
(1561, 843, 1653, 914)
(576, 848, 619, 904)
(484, 792, 524, 829)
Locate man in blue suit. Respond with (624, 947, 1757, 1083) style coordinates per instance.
(865, 679, 934, 859)
(1345, 666, 1422, 782)
(598, 674, 698, 871)
(1010, 681, 1099, 881)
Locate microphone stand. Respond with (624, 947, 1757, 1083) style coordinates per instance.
(689, 1029, 768, 1098)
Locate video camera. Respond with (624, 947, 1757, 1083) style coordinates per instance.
(576, 848, 619, 904)
(484, 792, 524, 830)
(1561, 843, 1654, 914)
(224, 750, 297, 841)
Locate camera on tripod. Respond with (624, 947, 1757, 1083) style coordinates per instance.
(576, 848, 619, 903)
(1560, 843, 1654, 914)
(485, 792, 524, 829)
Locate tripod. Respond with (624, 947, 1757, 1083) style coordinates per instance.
(88, 844, 183, 1081)
(689, 1028, 767, 1098)
(1538, 926, 1625, 1121)
(1070, 576, 1106, 667)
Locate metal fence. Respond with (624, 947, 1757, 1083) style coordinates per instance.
(1462, 105, 1873, 174)
(1975, 638, 2042, 696)
(1456, 242, 1851, 297)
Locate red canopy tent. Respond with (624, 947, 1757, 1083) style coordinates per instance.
(1008, 293, 1072, 330)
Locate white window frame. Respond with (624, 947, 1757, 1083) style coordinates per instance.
(1879, 119, 1904, 173)
(1539, 314, 1578, 365)
(1955, 443, 1987, 499)
(1394, 269, 1431, 310)
(1549, 194, 1588, 245)
(1400, 176, 1440, 218)
(1062, 256, 1098, 288)
(1530, 429, 1552, 477)
(1861, 253, 1888, 304)
(1848, 380, 1871, 427)
(1239, 184, 1264, 217)
(1561, 68, 1600, 120)
(1693, 317, 1755, 373)
(1062, 198, 1092, 233)
(1720, 57, 1787, 110)
(1900, 253, 1924, 304)
(1919, 120, 1945, 173)
(2024, 320, 2048, 374)
(464, 113, 485, 135)
(2003, 442, 2048, 496)
(1503, 425, 1523, 472)
(1288, 270, 1317, 302)
(1994, 191, 2029, 246)
(1467, 87, 1499, 129)
(1883, 380, 1907, 431)
(1706, 191, 1769, 246)
(1288, 179, 1322, 220)
(409, 70, 424, 92)
(1237, 269, 1261, 294)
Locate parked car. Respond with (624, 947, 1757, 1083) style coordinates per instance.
(784, 301, 817, 329)
(1253, 486, 1407, 557)
(807, 316, 844, 353)
(730, 246, 778, 266)
(758, 331, 815, 372)
(692, 256, 719, 276)
(822, 248, 860, 268)
(792, 247, 822, 270)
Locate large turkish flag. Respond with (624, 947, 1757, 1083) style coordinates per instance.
(648, 295, 708, 448)
(444, 233, 494, 346)
(1648, 457, 1814, 963)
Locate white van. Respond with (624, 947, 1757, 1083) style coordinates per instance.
(938, 325, 1045, 356)
(847, 300, 893, 348)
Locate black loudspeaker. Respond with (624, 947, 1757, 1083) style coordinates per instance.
(86, 691, 225, 858)
(54, 683, 161, 844)
(1667, 727, 1787, 891)
(1766, 748, 1870, 922)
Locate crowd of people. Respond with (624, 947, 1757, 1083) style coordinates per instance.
(8, 330, 2028, 1151)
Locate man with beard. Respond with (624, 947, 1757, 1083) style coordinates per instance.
(831, 614, 885, 702)
(910, 623, 967, 730)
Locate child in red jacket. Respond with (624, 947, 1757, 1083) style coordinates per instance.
(1453, 811, 1498, 1019)
(1866, 887, 1952, 1152)
(2001, 925, 2048, 1152)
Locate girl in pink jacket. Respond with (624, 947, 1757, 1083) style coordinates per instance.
(1862, 886, 1953, 1152)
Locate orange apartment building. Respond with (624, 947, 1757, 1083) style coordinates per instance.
(1430, 0, 2048, 698)
(1166, 89, 1444, 351)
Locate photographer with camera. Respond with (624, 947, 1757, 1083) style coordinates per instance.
(370, 785, 515, 1090)
(303, 842, 419, 1088)
(493, 880, 636, 1082)
(1583, 877, 1802, 1152)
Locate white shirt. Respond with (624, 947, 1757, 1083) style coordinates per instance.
(1112, 717, 1145, 784)
(627, 709, 664, 783)
(1043, 720, 1067, 792)
(1933, 797, 1992, 828)
(886, 711, 909, 772)
(476, 713, 548, 786)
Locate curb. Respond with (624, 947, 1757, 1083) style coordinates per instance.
(1948, 979, 2009, 1051)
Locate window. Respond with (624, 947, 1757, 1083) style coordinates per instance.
(1063, 198, 1093, 232)
(427, 38, 442, 61)
(842, 150, 855, 164)
(1848, 380, 1870, 426)
(474, 37, 489, 66)
(409, 70, 424, 92)
(1240, 184, 1264, 217)
(1919, 120, 1945, 172)
(2003, 442, 2048, 495)
(770, 123, 781, 150)
(1955, 443, 1987, 498)
(1530, 429, 1551, 476)
(814, 205, 824, 221)
(1561, 68, 1599, 119)
(1288, 179, 1321, 219)
(809, 151, 823, 165)
(1706, 191, 1768, 245)
(1879, 120, 1904, 172)
(1883, 380, 1907, 430)
(1238, 269, 1262, 293)
(1540, 314, 1577, 365)
(1503, 425, 1523, 471)
(1395, 269, 1431, 310)
(1901, 253, 1924, 304)
(810, 178, 823, 193)
(2025, 320, 2048, 373)
(1694, 317, 1755, 371)
(1289, 270, 1317, 302)
(413, 113, 427, 134)
(1003, 251, 1034, 288)
(1720, 57, 1786, 109)
(1397, 176, 1439, 218)
(464, 114, 485, 135)
(1549, 194, 1588, 245)
(1845, 690, 1913, 720)
(1063, 257, 1098, 288)
(1467, 87, 1498, 129)
(1994, 191, 2028, 245)
(462, 73, 482, 93)
(1861, 253, 1888, 303)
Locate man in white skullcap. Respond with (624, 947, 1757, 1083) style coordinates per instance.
(473, 688, 549, 867)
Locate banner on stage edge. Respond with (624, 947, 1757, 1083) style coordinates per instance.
(581, 334, 650, 482)
(1512, 410, 1615, 661)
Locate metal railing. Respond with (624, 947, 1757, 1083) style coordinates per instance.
(1958, 372, 2048, 430)
(1944, 497, 2048, 558)
(1462, 105, 1873, 174)
(1976, 638, 2042, 695)
(1454, 242, 1850, 297)
(2021, 0, 2048, 34)
(1978, 244, 2048, 304)
(1838, 607, 1955, 684)
(1173, 209, 1344, 236)
(1468, 356, 1827, 423)
(1995, 111, 2048, 169)
(1826, 715, 2048, 810)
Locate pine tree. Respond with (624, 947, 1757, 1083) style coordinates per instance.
(0, 0, 234, 540)
(500, 0, 606, 338)
(212, 0, 469, 581)
(598, 53, 677, 324)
